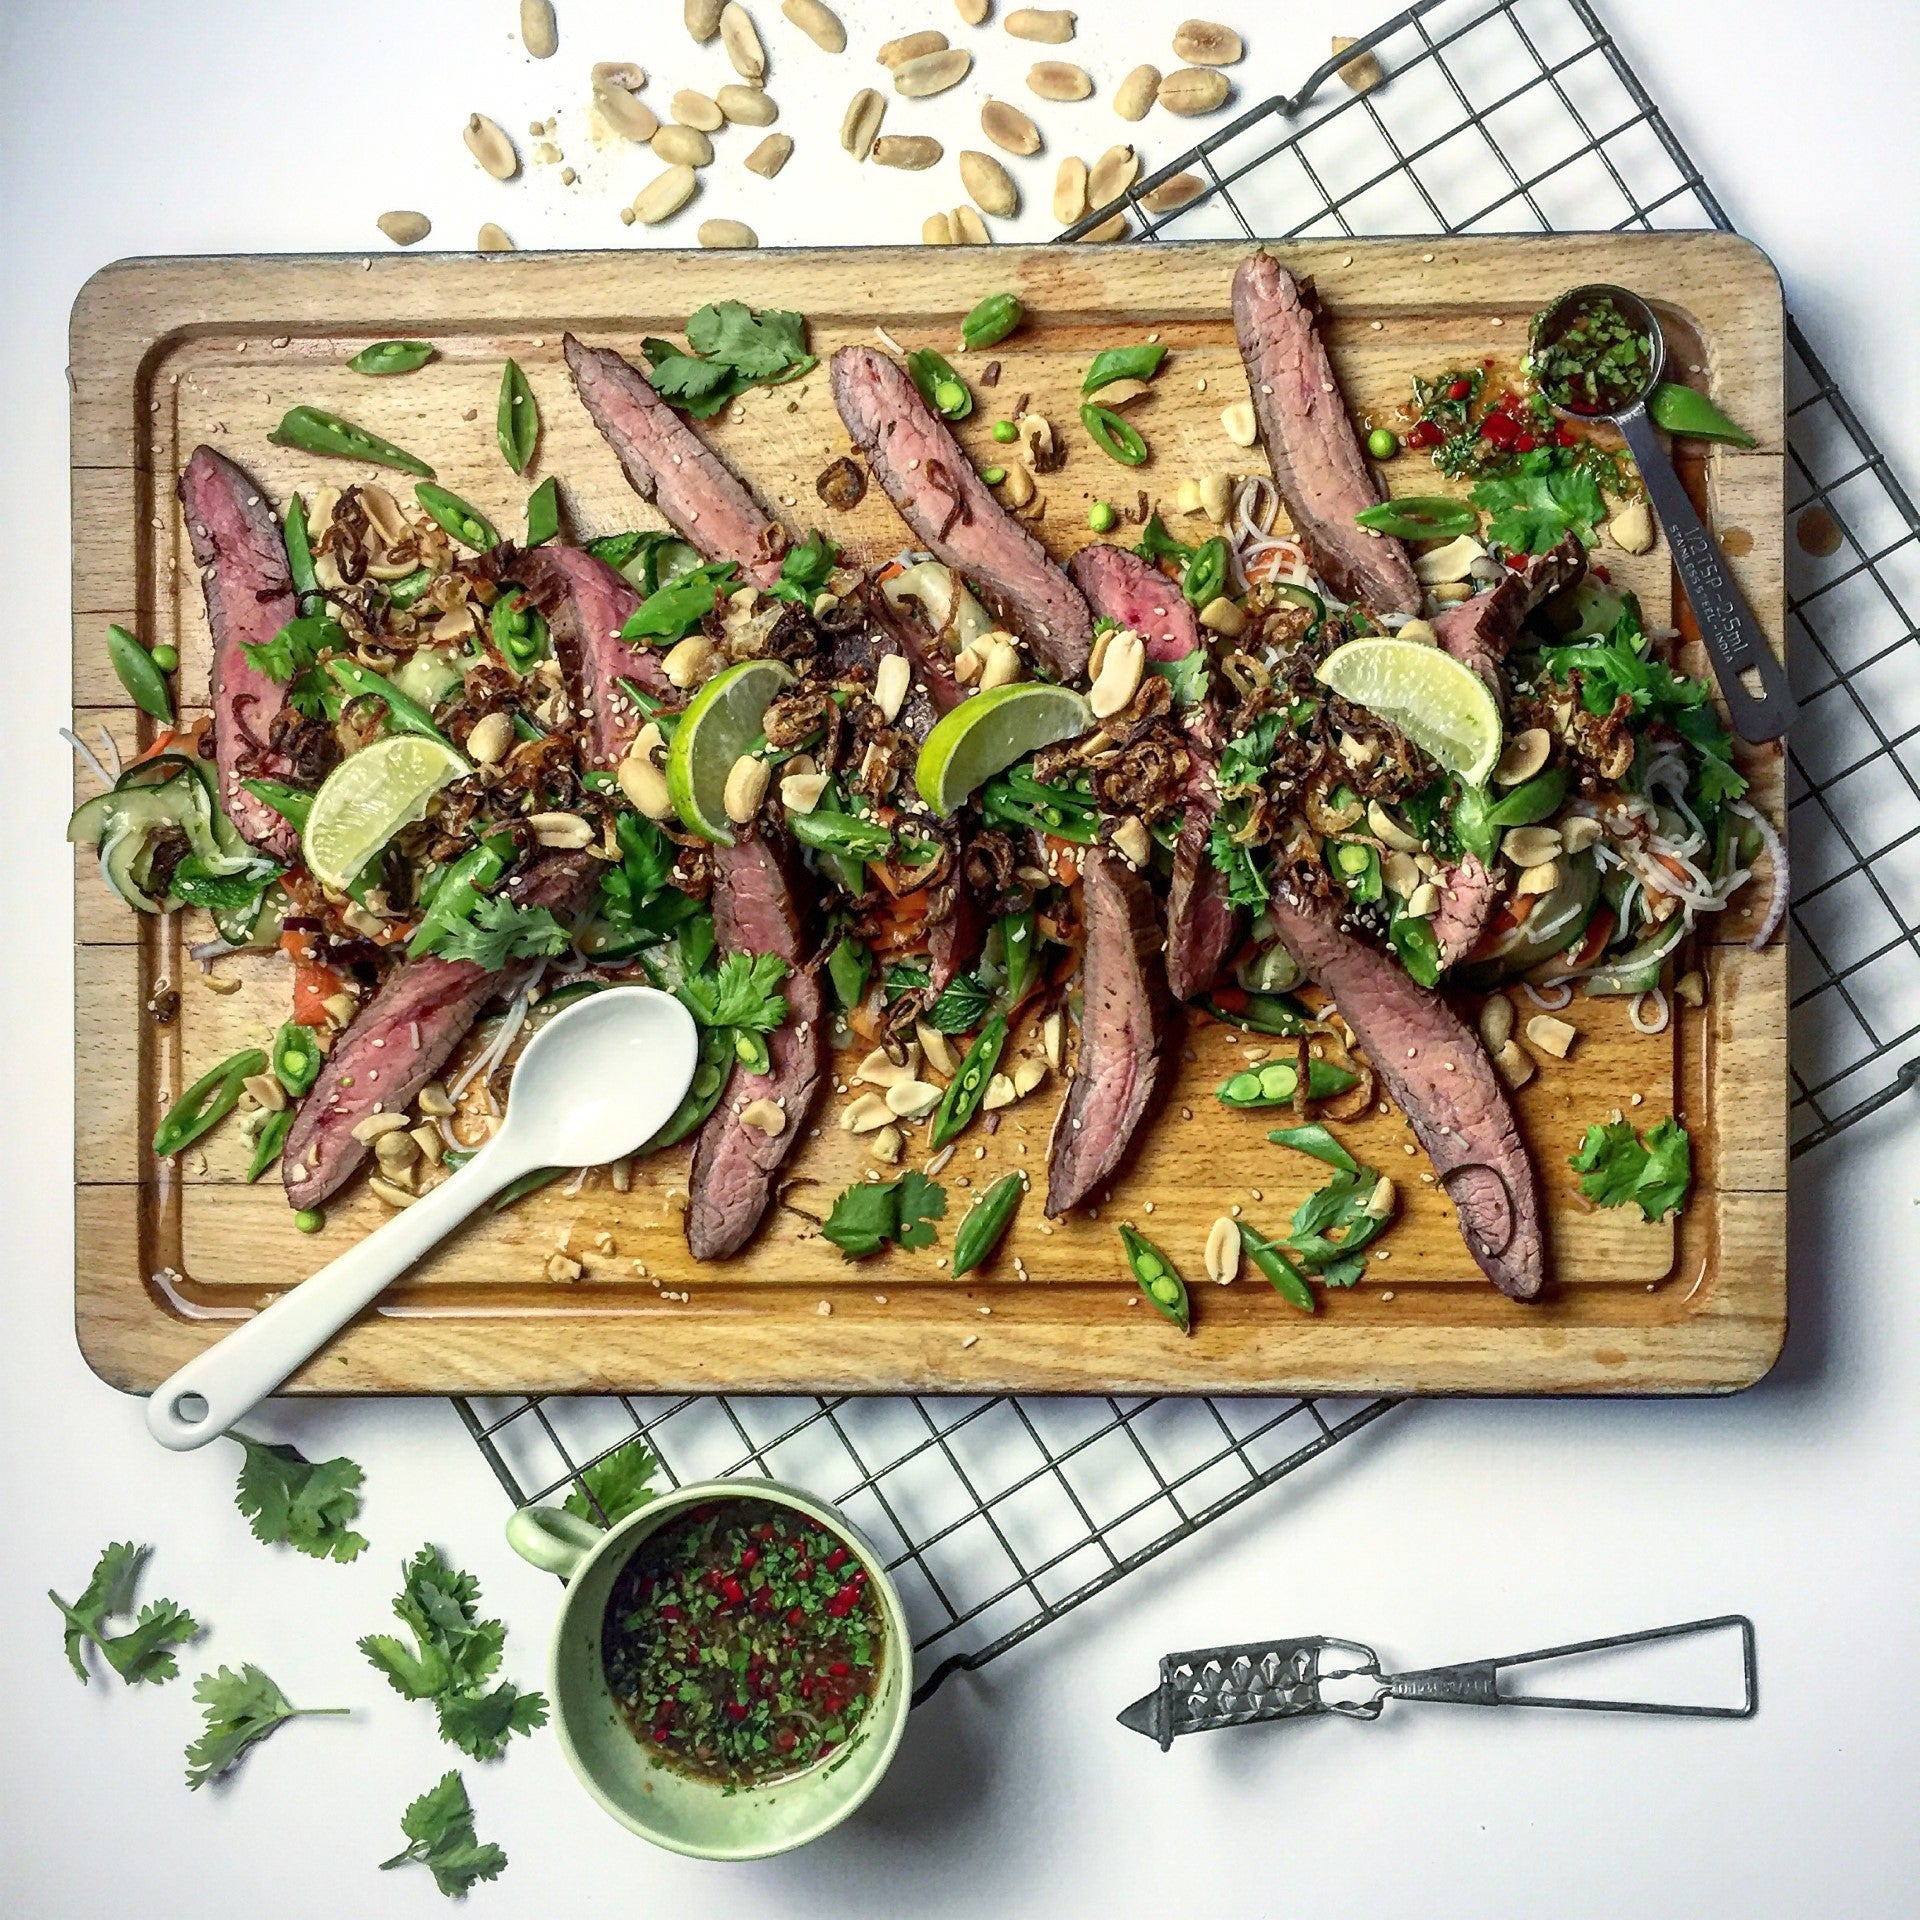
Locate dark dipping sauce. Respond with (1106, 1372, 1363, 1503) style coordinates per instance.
(1532, 293, 1654, 416)
(601, 1498, 885, 1787)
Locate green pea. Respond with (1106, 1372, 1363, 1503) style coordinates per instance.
(150, 643, 180, 673)
(1088, 500, 1117, 533)
(1148, 1273, 1180, 1306)
(1367, 427, 1399, 460)
(991, 420, 1018, 444)
(981, 465, 1007, 486)
(294, 1208, 326, 1234)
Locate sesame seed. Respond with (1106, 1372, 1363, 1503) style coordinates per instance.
(961, 1334, 979, 1348)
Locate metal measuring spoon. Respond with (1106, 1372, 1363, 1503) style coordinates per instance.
(146, 985, 699, 1450)
(1533, 282, 1791, 742)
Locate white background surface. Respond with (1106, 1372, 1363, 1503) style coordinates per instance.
(3, 1, 1918, 1915)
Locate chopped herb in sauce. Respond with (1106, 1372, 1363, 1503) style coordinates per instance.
(1530, 292, 1654, 416)
(601, 1499, 885, 1787)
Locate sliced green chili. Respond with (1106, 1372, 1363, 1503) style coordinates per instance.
(525, 475, 561, 547)
(414, 482, 498, 551)
(1266, 1123, 1359, 1172)
(826, 933, 872, 1011)
(383, 566, 436, 609)
(931, 1014, 1008, 1149)
(1353, 495, 1477, 541)
(952, 1173, 1024, 1277)
(961, 293, 1023, 351)
(1182, 537, 1229, 609)
(283, 493, 321, 611)
(325, 658, 455, 747)
(267, 406, 434, 477)
(1083, 343, 1167, 395)
(272, 1021, 324, 1096)
(490, 587, 550, 674)
(1119, 1223, 1190, 1332)
(1217, 1059, 1360, 1109)
(1649, 381, 1754, 448)
(107, 625, 174, 723)
(153, 1048, 267, 1157)
(1081, 402, 1149, 467)
(906, 348, 972, 421)
(1238, 1220, 1315, 1314)
(247, 1107, 294, 1182)
(241, 778, 314, 832)
(498, 358, 539, 474)
(346, 339, 436, 376)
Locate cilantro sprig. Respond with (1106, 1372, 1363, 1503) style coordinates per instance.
(51, 1543, 199, 1686)
(642, 301, 816, 420)
(185, 1664, 348, 1789)
(1570, 1116, 1692, 1222)
(562, 1439, 661, 1529)
(417, 894, 573, 972)
(230, 1433, 368, 1563)
(1471, 446, 1607, 554)
(381, 1771, 508, 1900)
(680, 950, 790, 1031)
(822, 1171, 947, 1260)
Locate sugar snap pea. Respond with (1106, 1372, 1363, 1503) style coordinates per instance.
(826, 932, 872, 1011)
(1118, 1223, 1190, 1332)
(952, 1173, 1024, 1277)
(931, 1014, 1008, 1149)
(1200, 987, 1314, 1037)
(1082, 343, 1166, 395)
(1081, 402, 1149, 467)
(272, 1021, 325, 1096)
(247, 1107, 294, 1182)
(490, 588, 550, 673)
(961, 293, 1023, 351)
(498, 358, 539, 475)
(347, 339, 436, 376)
(1217, 1059, 1360, 1109)
(1237, 1220, 1315, 1314)
(414, 483, 498, 551)
(1353, 495, 1477, 541)
(525, 475, 561, 548)
(153, 1048, 267, 1157)
(107, 624, 174, 723)
(241, 778, 314, 832)
(325, 658, 455, 747)
(283, 493, 321, 611)
(1182, 537, 1229, 609)
(268, 406, 434, 477)
(790, 810, 894, 860)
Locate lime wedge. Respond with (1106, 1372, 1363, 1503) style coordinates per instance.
(1315, 636, 1504, 786)
(667, 658, 797, 845)
(302, 734, 468, 892)
(914, 683, 1093, 815)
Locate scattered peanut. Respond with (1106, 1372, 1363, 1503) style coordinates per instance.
(1174, 19, 1242, 64)
(878, 29, 949, 67)
(1525, 1013, 1578, 1059)
(1197, 470, 1234, 521)
(1561, 815, 1603, 856)
(870, 1124, 904, 1164)
(1413, 533, 1485, 584)
(1513, 859, 1562, 900)
(960, 149, 1019, 217)
(1089, 626, 1146, 718)
(895, 48, 974, 97)
(1113, 64, 1160, 120)
(717, 84, 779, 125)
(1029, 60, 1093, 100)
(1333, 35, 1385, 94)
(477, 222, 515, 252)
(1221, 399, 1259, 446)
(1111, 815, 1152, 868)
(463, 114, 520, 180)
(351, 1111, 412, 1145)
(1089, 143, 1140, 205)
(633, 163, 700, 224)
(739, 1097, 788, 1137)
(663, 634, 716, 687)
(1397, 617, 1439, 646)
(1478, 992, 1514, 1052)
(1011, 1055, 1048, 1097)
(1078, 211, 1129, 243)
(376, 211, 431, 247)
(418, 1081, 455, 1119)
(779, 769, 828, 813)
(672, 88, 725, 131)
(782, 0, 846, 52)
(370, 1177, 417, 1211)
(723, 754, 771, 822)
(696, 218, 757, 249)
(873, 651, 911, 722)
(918, 1024, 958, 1077)
(520, 0, 558, 56)
(956, 0, 991, 21)
(545, 1249, 583, 1281)
(243, 1073, 286, 1113)
(653, 123, 716, 167)
(855, 1045, 922, 1090)
(1198, 596, 1245, 638)
(720, 3, 767, 80)
(619, 726, 675, 819)
(977, 634, 1023, 687)
(1674, 969, 1707, 1008)
(841, 1092, 894, 1133)
(1053, 155, 1089, 223)
(1607, 499, 1655, 554)
(411, 1125, 445, 1166)
(375, 1129, 421, 1174)
(981, 98, 1043, 156)
(922, 212, 956, 245)
(950, 204, 991, 244)
(886, 1079, 943, 1120)
(1405, 881, 1439, 918)
(686, 0, 724, 41)
(1364, 1175, 1397, 1221)
(841, 87, 886, 159)
(1204, 1215, 1241, 1285)
(1493, 726, 1551, 787)
(595, 78, 660, 142)
(1502, 825, 1563, 869)
(1041, 1011, 1065, 1071)
(465, 711, 514, 765)
(1006, 8, 1076, 42)
(1493, 1038, 1536, 1090)
(874, 134, 944, 170)
(529, 810, 596, 850)
(1159, 66, 1231, 115)
(982, 1073, 1017, 1112)
(745, 133, 794, 177)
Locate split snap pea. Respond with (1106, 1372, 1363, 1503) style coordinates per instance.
(1081, 402, 1148, 467)
(152, 1048, 268, 1157)
(414, 483, 498, 551)
(498, 358, 539, 475)
(347, 339, 436, 376)
(961, 293, 1023, 351)
(1182, 537, 1229, 609)
(1217, 1059, 1360, 1109)
(1082, 342, 1167, 396)
(952, 1173, 1024, 1277)
(907, 348, 972, 421)
(272, 1021, 324, 1096)
(325, 658, 455, 747)
(931, 1014, 1008, 1149)
(826, 933, 872, 1011)
(268, 406, 434, 477)
(1237, 1220, 1315, 1314)
(107, 624, 174, 724)
(790, 810, 894, 861)
(247, 1107, 294, 1182)
(1200, 988, 1314, 1037)
(384, 567, 436, 609)
(1353, 495, 1477, 541)
(525, 474, 562, 547)
(491, 588, 550, 673)
(1118, 1223, 1190, 1332)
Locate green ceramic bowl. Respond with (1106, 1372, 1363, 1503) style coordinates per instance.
(506, 1478, 912, 1860)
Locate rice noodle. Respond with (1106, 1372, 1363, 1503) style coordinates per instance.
(188, 935, 240, 968)
(1630, 988, 1671, 1035)
(1731, 799, 1789, 950)
(449, 959, 546, 1103)
(561, 1166, 590, 1197)
(1524, 980, 1574, 1011)
(97, 726, 124, 784)
(61, 727, 112, 789)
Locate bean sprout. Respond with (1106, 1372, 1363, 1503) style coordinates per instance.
(61, 727, 112, 789)
(1524, 980, 1574, 1011)
(1731, 799, 1789, 950)
(1630, 988, 1671, 1035)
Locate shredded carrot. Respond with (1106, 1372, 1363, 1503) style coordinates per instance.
(124, 728, 181, 768)
(289, 960, 343, 1028)
(1563, 907, 1615, 973)
(1240, 546, 1292, 587)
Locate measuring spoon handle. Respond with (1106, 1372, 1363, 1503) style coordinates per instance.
(1615, 404, 1792, 743)
(144, 1138, 535, 1450)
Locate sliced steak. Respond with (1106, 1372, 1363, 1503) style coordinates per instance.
(564, 334, 791, 590)
(1166, 769, 1239, 1000)
(178, 446, 301, 860)
(1266, 882, 1545, 1300)
(1231, 253, 1421, 619)
(1067, 543, 1202, 663)
(687, 834, 826, 1259)
(861, 576, 966, 720)
(830, 346, 1094, 680)
(926, 876, 985, 992)
(281, 854, 597, 1209)
(507, 543, 667, 769)
(1429, 852, 1503, 971)
(1046, 847, 1172, 1215)
(1433, 535, 1587, 695)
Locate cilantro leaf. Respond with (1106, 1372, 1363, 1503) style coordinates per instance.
(769, 529, 839, 605)
(360, 1632, 452, 1701)
(185, 1664, 348, 1789)
(619, 559, 739, 643)
(821, 1170, 947, 1260)
(680, 951, 790, 1031)
(686, 300, 811, 379)
(1207, 807, 1271, 910)
(1570, 1115, 1692, 1222)
(229, 1433, 367, 1563)
(51, 1543, 199, 1686)
(1150, 648, 1211, 708)
(562, 1439, 661, 1528)
(643, 340, 740, 415)
(381, 1771, 508, 1899)
(420, 894, 572, 972)
(1470, 448, 1607, 554)
(241, 614, 344, 684)
(436, 1683, 551, 1762)
(1134, 513, 1195, 567)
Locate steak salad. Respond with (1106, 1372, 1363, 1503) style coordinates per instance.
(74, 257, 1777, 1317)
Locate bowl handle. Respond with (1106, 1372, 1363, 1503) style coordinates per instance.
(506, 1505, 605, 1579)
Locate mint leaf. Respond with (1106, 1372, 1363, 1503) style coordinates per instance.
(768, 529, 838, 605)
(619, 559, 738, 642)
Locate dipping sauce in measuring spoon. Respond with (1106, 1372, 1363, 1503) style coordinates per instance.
(1530, 290, 1656, 416)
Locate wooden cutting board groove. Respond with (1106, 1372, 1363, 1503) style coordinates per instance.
(69, 237, 1787, 1395)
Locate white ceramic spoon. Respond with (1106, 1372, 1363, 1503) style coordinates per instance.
(146, 985, 699, 1450)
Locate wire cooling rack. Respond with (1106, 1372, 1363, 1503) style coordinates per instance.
(461, 0, 1920, 1699)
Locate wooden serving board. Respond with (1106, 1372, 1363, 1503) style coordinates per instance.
(70, 236, 1787, 1397)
